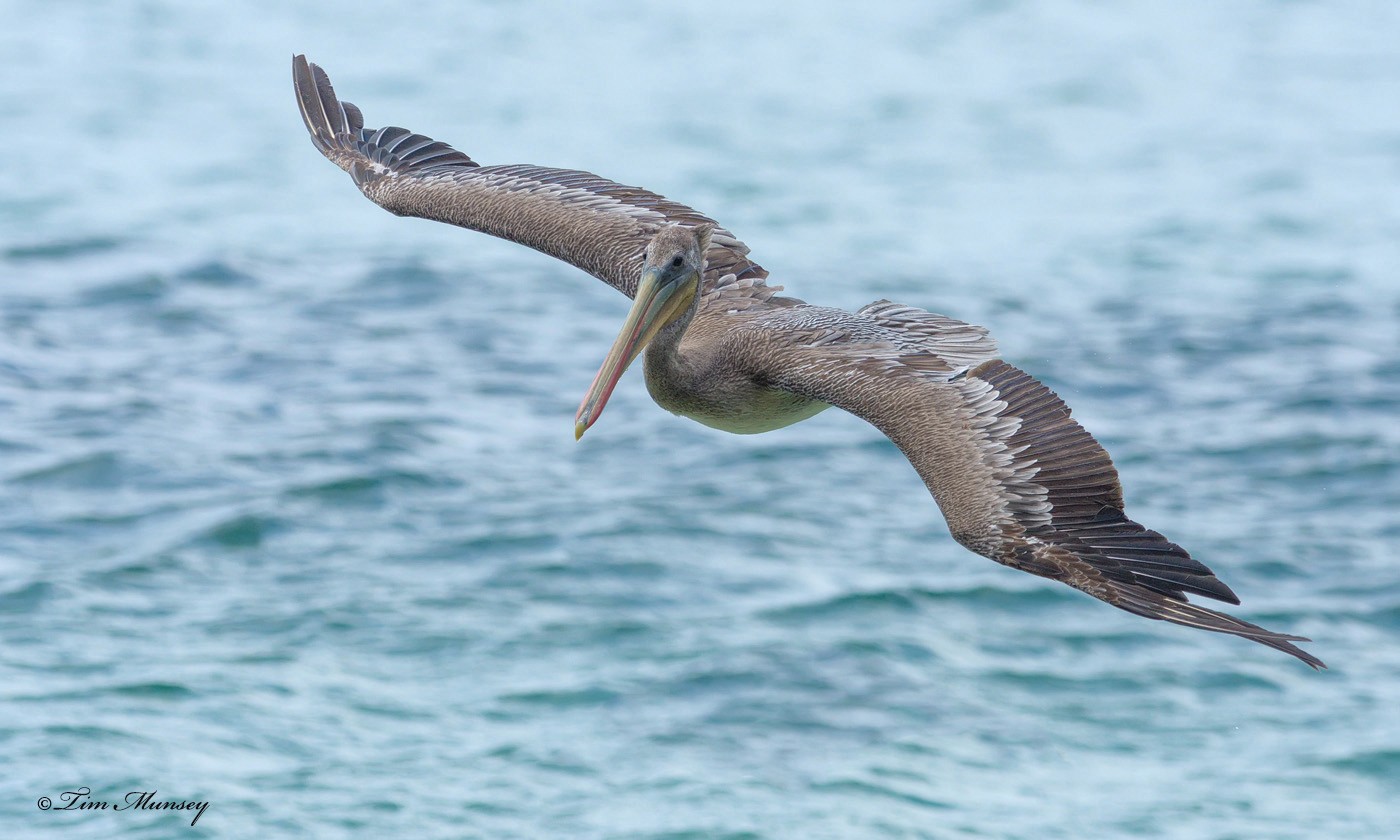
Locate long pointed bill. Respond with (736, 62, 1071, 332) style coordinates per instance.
(574, 266, 697, 440)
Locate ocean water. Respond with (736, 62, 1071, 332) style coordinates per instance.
(2, 1, 1398, 837)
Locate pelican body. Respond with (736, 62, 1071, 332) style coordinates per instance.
(293, 56, 1322, 669)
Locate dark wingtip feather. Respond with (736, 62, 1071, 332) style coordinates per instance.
(292, 54, 478, 182)
(342, 100, 365, 133)
(292, 53, 356, 159)
(977, 361, 1244, 606)
(963, 361, 1322, 668)
(309, 62, 345, 135)
(1112, 584, 1326, 669)
(292, 54, 328, 152)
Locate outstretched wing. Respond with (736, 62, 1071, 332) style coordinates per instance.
(741, 305, 1323, 668)
(293, 55, 773, 300)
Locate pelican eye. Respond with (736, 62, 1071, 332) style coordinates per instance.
(671, 256, 683, 268)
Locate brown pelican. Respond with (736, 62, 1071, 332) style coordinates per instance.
(292, 55, 1323, 669)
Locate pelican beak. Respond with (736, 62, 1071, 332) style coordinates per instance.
(574, 265, 697, 440)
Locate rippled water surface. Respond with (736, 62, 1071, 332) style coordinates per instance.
(3, 1, 1399, 837)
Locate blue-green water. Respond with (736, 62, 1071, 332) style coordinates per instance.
(3, 1, 1398, 837)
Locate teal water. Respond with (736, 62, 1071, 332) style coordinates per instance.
(3, 1, 1399, 837)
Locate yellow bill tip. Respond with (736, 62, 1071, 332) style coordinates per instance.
(574, 420, 588, 441)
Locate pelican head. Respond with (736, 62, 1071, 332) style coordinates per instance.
(574, 223, 712, 439)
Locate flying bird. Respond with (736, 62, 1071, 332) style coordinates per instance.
(292, 55, 1322, 669)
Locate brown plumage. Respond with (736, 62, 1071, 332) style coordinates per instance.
(293, 55, 1323, 669)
